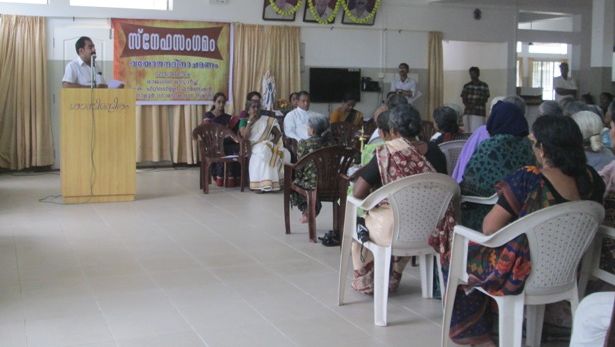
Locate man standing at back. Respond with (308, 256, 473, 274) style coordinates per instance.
(284, 91, 321, 141)
(62, 36, 107, 88)
(553, 62, 577, 103)
(460, 66, 490, 132)
(390, 63, 417, 104)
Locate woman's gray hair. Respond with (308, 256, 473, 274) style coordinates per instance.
(388, 104, 422, 138)
(563, 100, 588, 117)
(308, 114, 329, 136)
(503, 95, 527, 117)
(538, 100, 563, 117)
(386, 93, 408, 109)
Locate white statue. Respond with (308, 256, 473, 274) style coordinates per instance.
(261, 71, 276, 111)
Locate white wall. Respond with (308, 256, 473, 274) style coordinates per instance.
(443, 41, 509, 109)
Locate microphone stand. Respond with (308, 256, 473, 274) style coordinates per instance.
(90, 54, 96, 89)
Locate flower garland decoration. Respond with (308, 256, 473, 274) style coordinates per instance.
(267, 0, 304, 17)
(341, 0, 381, 24)
(307, 0, 341, 25)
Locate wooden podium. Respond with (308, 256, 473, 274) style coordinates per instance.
(61, 89, 136, 204)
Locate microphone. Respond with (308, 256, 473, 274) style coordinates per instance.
(90, 54, 97, 89)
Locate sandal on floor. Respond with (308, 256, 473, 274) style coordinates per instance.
(318, 230, 340, 247)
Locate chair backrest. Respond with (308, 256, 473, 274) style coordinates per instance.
(294, 145, 356, 201)
(192, 122, 237, 159)
(420, 120, 436, 142)
(439, 140, 467, 176)
(330, 123, 359, 148)
(368, 173, 459, 249)
(496, 201, 604, 296)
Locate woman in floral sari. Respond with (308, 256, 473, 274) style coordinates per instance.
(290, 114, 332, 223)
(448, 116, 605, 346)
(460, 101, 536, 231)
(351, 104, 456, 294)
(240, 100, 289, 192)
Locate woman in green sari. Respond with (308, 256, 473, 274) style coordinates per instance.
(460, 101, 535, 231)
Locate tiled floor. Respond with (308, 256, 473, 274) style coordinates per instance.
(0, 169, 565, 347)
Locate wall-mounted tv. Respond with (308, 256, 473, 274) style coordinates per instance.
(309, 68, 361, 103)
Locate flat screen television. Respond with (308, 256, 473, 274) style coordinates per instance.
(309, 68, 361, 103)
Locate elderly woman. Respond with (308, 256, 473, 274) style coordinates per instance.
(201, 92, 241, 187)
(350, 104, 456, 294)
(448, 116, 605, 346)
(538, 100, 563, 117)
(290, 114, 332, 223)
(240, 100, 289, 192)
(451, 96, 505, 183)
(572, 110, 615, 171)
(431, 106, 469, 145)
(460, 101, 536, 231)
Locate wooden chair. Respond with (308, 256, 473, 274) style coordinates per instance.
(192, 122, 248, 194)
(283, 136, 298, 163)
(420, 120, 436, 142)
(330, 123, 359, 148)
(283, 146, 357, 242)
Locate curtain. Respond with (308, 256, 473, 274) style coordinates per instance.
(136, 105, 171, 162)
(136, 105, 202, 164)
(232, 24, 301, 113)
(427, 31, 444, 122)
(0, 15, 53, 170)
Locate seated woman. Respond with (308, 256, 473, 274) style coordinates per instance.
(290, 114, 332, 224)
(460, 101, 535, 231)
(350, 104, 456, 294)
(430, 106, 470, 145)
(329, 93, 363, 128)
(447, 115, 605, 346)
(572, 110, 615, 171)
(240, 100, 289, 192)
(451, 96, 505, 183)
(201, 92, 241, 187)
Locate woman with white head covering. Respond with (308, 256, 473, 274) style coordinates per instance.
(572, 110, 615, 171)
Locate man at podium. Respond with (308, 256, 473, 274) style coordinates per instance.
(62, 36, 107, 88)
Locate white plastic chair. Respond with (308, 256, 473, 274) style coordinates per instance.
(338, 173, 460, 327)
(438, 140, 467, 176)
(441, 201, 604, 347)
(579, 225, 615, 298)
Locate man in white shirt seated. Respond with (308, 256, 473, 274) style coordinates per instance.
(553, 62, 577, 103)
(390, 63, 417, 104)
(62, 36, 107, 88)
(284, 91, 322, 141)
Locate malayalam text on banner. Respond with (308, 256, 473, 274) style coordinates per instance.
(112, 18, 231, 105)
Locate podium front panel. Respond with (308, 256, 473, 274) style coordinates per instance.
(61, 89, 136, 203)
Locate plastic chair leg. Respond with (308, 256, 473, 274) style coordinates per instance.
(373, 245, 392, 326)
(419, 254, 435, 298)
(441, 235, 467, 347)
(338, 204, 356, 306)
(526, 304, 545, 347)
(494, 294, 524, 347)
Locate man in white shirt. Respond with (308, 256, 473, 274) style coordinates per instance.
(350, 0, 369, 18)
(62, 36, 107, 88)
(284, 91, 321, 141)
(390, 63, 417, 104)
(553, 62, 577, 103)
(305, 0, 333, 21)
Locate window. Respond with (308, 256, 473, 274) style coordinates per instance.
(528, 43, 568, 55)
(0, 0, 46, 3)
(531, 60, 563, 100)
(70, 0, 171, 10)
(516, 59, 522, 87)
